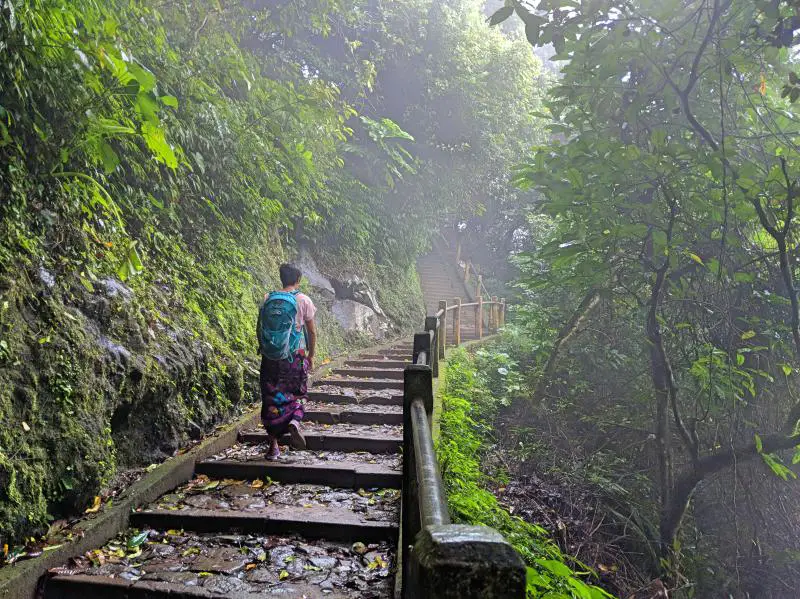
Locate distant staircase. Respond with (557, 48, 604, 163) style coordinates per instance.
(417, 236, 500, 346)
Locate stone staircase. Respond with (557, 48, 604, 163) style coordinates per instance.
(44, 343, 412, 599)
(39, 245, 504, 599)
(417, 249, 480, 345)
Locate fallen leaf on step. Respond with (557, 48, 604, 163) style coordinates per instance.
(84, 496, 101, 514)
(351, 542, 367, 555)
(367, 555, 388, 570)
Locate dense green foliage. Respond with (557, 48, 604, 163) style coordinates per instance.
(469, 0, 800, 595)
(0, 0, 547, 555)
(438, 348, 613, 599)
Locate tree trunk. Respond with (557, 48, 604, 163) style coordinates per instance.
(660, 433, 800, 551)
(646, 264, 673, 553)
(533, 288, 600, 403)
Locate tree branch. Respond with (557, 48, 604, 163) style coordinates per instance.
(662, 432, 800, 547)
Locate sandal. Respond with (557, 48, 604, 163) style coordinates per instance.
(265, 440, 281, 460)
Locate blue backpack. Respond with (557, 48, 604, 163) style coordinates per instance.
(258, 291, 303, 361)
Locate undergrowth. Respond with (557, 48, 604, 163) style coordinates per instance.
(437, 347, 616, 599)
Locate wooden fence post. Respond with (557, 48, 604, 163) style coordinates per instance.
(464, 262, 470, 284)
(454, 297, 462, 346)
(439, 300, 447, 359)
(500, 298, 506, 328)
(491, 296, 498, 332)
(476, 274, 482, 303)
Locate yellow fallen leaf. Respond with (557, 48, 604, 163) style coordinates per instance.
(251, 479, 264, 489)
(368, 555, 388, 570)
(22, 422, 30, 432)
(85, 496, 101, 514)
(245, 563, 257, 571)
(279, 569, 289, 580)
(198, 571, 213, 577)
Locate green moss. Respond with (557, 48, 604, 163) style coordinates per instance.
(0, 0, 428, 549)
(437, 348, 614, 599)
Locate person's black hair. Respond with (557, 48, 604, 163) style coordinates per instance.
(279, 263, 302, 287)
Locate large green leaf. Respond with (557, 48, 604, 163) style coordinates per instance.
(141, 122, 177, 168)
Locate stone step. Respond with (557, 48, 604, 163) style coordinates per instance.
(358, 354, 409, 362)
(331, 368, 404, 380)
(45, 529, 394, 598)
(375, 352, 411, 360)
(345, 359, 408, 369)
(419, 279, 463, 286)
(242, 427, 402, 454)
(319, 378, 404, 391)
(307, 391, 402, 406)
(128, 477, 399, 542)
(131, 506, 398, 543)
(303, 402, 403, 426)
(196, 458, 401, 489)
(47, 575, 356, 599)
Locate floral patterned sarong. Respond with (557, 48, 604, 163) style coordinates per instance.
(260, 351, 308, 436)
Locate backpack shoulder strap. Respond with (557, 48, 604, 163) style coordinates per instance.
(266, 291, 299, 308)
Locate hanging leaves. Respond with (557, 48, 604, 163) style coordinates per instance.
(487, 5, 514, 27)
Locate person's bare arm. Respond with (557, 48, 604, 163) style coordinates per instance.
(305, 318, 317, 369)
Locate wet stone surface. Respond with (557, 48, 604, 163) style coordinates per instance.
(50, 529, 394, 597)
(322, 377, 402, 384)
(143, 476, 400, 522)
(305, 401, 403, 415)
(312, 385, 402, 398)
(242, 422, 402, 439)
(336, 367, 404, 373)
(207, 443, 402, 470)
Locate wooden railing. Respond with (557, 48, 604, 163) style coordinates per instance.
(400, 305, 524, 598)
(434, 296, 505, 359)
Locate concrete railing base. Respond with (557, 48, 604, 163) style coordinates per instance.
(406, 524, 526, 598)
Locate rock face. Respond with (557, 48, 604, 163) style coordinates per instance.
(331, 300, 388, 339)
(331, 276, 385, 317)
(294, 249, 391, 337)
(295, 249, 335, 301)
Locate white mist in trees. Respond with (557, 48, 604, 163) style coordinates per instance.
(496, 0, 800, 592)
